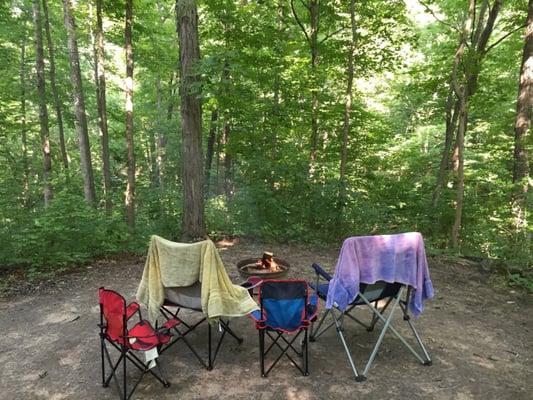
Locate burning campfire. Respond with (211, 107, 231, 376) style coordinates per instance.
(255, 252, 282, 272)
(237, 252, 290, 279)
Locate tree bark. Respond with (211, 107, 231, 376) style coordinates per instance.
(42, 0, 68, 170)
(204, 109, 218, 196)
(290, 0, 320, 177)
(340, 0, 356, 197)
(33, 0, 53, 207)
(94, 0, 112, 212)
(125, 0, 135, 231)
(512, 0, 533, 232)
(433, 0, 503, 246)
(177, 0, 205, 241)
(309, 0, 319, 177)
(154, 75, 163, 187)
(20, 36, 30, 206)
(62, 0, 96, 206)
(222, 121, 233, 202)
(451, 98, 468, 247)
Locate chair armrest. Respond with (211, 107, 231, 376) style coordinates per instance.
(305, 294, 319, 322)
(126, 302, 141, 321)
(311, 263, 332, 281)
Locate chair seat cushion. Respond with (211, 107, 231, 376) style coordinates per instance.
(164, 282, 202, 310)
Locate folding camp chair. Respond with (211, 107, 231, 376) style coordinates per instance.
(250, 279, 318, 377)
(309, 263, 432, 381)
(98, 287, 179, 400)
(158, 282, 244, 370)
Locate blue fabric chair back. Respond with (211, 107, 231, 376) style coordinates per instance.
(259, 280, 308, 333)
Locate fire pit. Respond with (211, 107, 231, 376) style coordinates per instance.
(237, 252, 290, 279)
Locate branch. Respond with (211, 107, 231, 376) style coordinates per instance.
(485, 23, 527, 53)
(299, 0, 310, 11)
(417, 0, 461, 34)
(319, 25, 345, 44)
(291, 0, 311, 44)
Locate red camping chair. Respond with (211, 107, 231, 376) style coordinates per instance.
(98, 287, 179, 400)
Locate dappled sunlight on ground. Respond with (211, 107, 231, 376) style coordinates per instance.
(0, 240, 531, 399)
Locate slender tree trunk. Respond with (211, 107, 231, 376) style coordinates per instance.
(308, 0, 319, 177)
(451, 98, 468, 247)
(177, 0, 205, 240)
(204, 109, 218, 196)
(125, 0, 135, 231)
(154, 75, 163, 187)
(512, 0, 533, 232)
(148, 124, 157, 188)
(33, 0, 53, 207)
(63, 0, 96, 206)
(222, 121, 233, 202)
(432, 87, 460, 206)
(42, 0, 68, 170)
(94, 0, 112, 212)
(20, 38, 30, 206)
(340, 0, 356, 197)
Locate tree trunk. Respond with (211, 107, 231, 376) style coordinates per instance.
(512, 0, 533, 232)
(222, 121, 233, 202)
(432, 87, 460, 206)
(42, 0, 68, 170)
(204, 109, 218, 196)
(125, 0, 135, 231)
(20, 37, 30, 206)
(154, 75, 163, 187)
(33, 0, 53, 207)
(62, 0, 96, 206)
(451, 98, 468, 247)
(340, 0, 356, 198)
(94, 0, 112, 212)
(177, 0, 205, 241)
(308, 0, 319, 177)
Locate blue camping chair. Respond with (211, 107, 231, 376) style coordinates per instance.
(250, 279, 318, 377)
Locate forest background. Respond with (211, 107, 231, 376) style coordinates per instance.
(0, 0, 531, 288)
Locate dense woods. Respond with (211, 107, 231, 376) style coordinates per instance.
(0, 0, 530, 285)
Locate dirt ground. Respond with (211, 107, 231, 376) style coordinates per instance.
(0, 239, 531, 400)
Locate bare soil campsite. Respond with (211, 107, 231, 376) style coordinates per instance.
(1, 240, 531, 400)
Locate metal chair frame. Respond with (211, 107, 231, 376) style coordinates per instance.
(309, 263, 432, 381)
(99, 288, 172, 400)
(158, 300, 243, 370)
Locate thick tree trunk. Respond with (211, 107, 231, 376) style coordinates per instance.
(33, 0, 53, 207)
(125, 0, 135, 231)
(94, 0, 112, 212)
(62, 0, 96, 206)
(20, 38, 29, 206)
(512, 0, 533, 231)
(204, 109, 218, 196)
(340, 0, 356, 196)
(177, 0, 205, 241)
(42, 0, 68, 170)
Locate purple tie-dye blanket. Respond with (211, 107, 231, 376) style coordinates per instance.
(325, 232, 434, 317)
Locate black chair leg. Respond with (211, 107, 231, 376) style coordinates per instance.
(100, 336, 106, 387)
(208, 323, 213, 370)
(303, 329, 309, 376)
(123, 348, 127, 400)
(259, 329, 266, 377)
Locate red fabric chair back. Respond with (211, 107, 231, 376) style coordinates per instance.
(99, 288, 127, 344)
